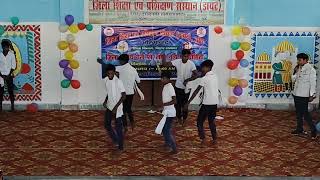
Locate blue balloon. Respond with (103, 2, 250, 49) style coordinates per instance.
(316, 122, 320, 132)
(240, 59, 249, 68)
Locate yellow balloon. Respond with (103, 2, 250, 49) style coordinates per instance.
(240, 42, 251, 51)
(65, 51, 74, 60)
(228, 78, 239, 87)
(57, 41, 68, 50)
(69, 24, 79, 34)
(232, 26, 242, 36)
(70, 60, 80, 69)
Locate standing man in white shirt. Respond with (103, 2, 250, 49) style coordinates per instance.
(0, 39, 16, 112)
(115, 54, 141, 132)
(162, 49, 198, 125)
(291, 53, 317, 139)
(185, 60, 219, 144)
(103, 64, 126, 151)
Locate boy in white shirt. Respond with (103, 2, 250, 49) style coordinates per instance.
(291, 53, 317, 139)
(103, 64, 126, 151)
(0, 39, 16, 112)
(162, 49, 198, 125)
(185, 60, 219, 144)
(116, 54, 141, 132)
(98, 54, 141, 132)
(161, 71, 177, 154)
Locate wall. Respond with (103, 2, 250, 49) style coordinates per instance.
(228, 0, 320, 27)
(1, 0, 320, 109)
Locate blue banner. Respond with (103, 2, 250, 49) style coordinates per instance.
(101, 26, 209, 79)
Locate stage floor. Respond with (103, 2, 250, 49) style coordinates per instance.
(0, 109, 319, 176)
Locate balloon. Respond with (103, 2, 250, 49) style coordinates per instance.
(228, 96, 238, 104)
(86, 24, 93, 31)
(228, 78, 239, 87)
(240, 42, 251, 51)
(242, 27, 251, 36)
(78, 23, 86, 30)
(69, 24, 79, 34)
(10, 17, 19, 26)
(61, 79, 71, 88)
(231, 26, 242, 36)
(0, 25, 5, 36)
(214, 26, 223, 34)
(227, 59, 239, 70)
(27, 103, 38, 113)
(71, 80, 81, 89)
(231, 41, 241, 50)
(63, 67, 73, 80)
(69, 43, 78, 53)
(59, 25, 69, 33)
(64, 51, 74, 60)
(65, 15, 74, 26)
(239, 79, 248, 88)
(66, 34, 75, 43)
(240, 59, 249, 68)
(316, 122, 320, 132)
(70, 60, 79, 69)
(233, 85, 243, 96)
(57, 41, 69, 50)
(236, 50, 245, 60)
(236, 35, 245, 42)
(59, 59, 69, 68)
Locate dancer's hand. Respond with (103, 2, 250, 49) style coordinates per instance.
(112, 107, 117, 114)
(103, 101, 108, 108)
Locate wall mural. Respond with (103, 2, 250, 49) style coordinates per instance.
(0, 25, 41, 101)
(249, 32, 320, 98)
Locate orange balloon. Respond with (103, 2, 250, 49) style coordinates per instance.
(242, 27, 251, 36)
(69, 43, 78, 53)
(239, 79, 248, 88)
(228, 96, 238, 104)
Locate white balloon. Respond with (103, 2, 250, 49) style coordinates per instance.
(66, 34, 75, 43)
(59, 25, 69, 33)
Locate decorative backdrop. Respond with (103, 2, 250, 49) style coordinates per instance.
(0, 25, 41, 101)
(249, 32, 320, 99)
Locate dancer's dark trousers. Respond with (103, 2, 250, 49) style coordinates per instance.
(0, 75, 14, 110)
(197, 104, 217, 141)
(293, 95, 316, 133)
(122, 94, 134, 128)
(174, 87, 190, 120)
(104, 109, 124, 150)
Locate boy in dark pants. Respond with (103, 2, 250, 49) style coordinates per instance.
(0, 39, 16, 112)
(185, 60, 219, 144)
(103, 64, 126, 151)
(98, 54, 141, 132)
(162, 49, 198, 125)
(291, 53, 317, 139)
(161, 71, 177, 154)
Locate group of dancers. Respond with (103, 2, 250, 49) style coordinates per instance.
(98, 50, 318, 154)
(98, 49, 219, 153)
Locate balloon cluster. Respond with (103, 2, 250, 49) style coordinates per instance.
(226, 26, 251, 105)
(57, 15, 92, 89)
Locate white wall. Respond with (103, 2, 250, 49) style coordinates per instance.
(2, 24, 319, 109)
